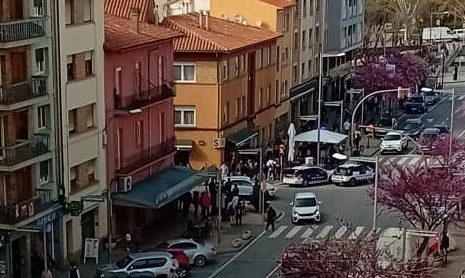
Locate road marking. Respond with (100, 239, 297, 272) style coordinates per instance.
(334, 226, 348, 239)
(285, 226, 303, 238)
(460, 128, 465, 138)
(264, 264, 281, 278)
(366, 228, 382, 239)
(459, 95, 465, 101)
(397, 157, 409, 165)
(316, 225, 333, 239)
(301, 226, 316, 238)
(269, 225, 287, 238)
(348, 226, 365, 240)
(207, 229, 268, 278)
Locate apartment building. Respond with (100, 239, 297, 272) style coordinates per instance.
(0, 0, 60, 277)
(162, 12, 280, 168)
(55, 0, 107, 261)
(210, 0, 296, 139)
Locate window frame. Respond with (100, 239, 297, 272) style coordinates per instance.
(173, 63, 196, 82)
(68, 109, 76, 134)
(37, 105, 49, 129)
(87, 159, 96, 182)
(66, 54, 75, 81)
(83, 0, 93, 22)
(84, 51, 93, 77)
(39, 160, 51, 185)
(174, 106, 196, 127)
(86, 105, 95, 129)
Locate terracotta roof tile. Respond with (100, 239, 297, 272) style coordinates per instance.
(104, 14, 181, 52)
(104, 0, 152, 21)
(164, 13, 281, 53)
(259, 0, 296, 8)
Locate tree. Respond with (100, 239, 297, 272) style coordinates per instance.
(279, 238, 435, 278)
(433, 0, 465, 25)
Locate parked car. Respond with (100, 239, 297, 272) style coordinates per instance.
(282, 166, 333, 187)
(331, 162, 375, 186)
(290, 192, 322, 224)
(404, 96, 427, 113)
(453, 28, 465, 40)
(95, 252, 178, 278)
(421, 87, 440, 105)
(433, 124, 449, 135)
(397, 118, 423, 139)
(141, 249, 190, 277)
(418, 128, 441, 154)
(380, 131, 408, 154)
(156, 238, 216, 267)
(224, 176, 276, 199)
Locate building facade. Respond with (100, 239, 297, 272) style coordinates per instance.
(163, 12, 280, 169)
(0, 0, 60, 276)
(104, 13, 181, 236)
(54, 0, 107, 262)
(209, 0, 296, 140)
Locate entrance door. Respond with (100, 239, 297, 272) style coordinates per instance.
(12, 237, 27, 278)
(66, 220, 73, 259)
(81, 210, 95, 246)
(10, 51, 27, 84)
(15, 110, 29, 141)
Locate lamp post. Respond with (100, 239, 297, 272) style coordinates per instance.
(323, 101, 344, 132)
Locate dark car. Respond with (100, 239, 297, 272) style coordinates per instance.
(433, 124, 449, 135)
(404, 96, 427, 113)
(374, 117, 396, 138)
(418, 128, 441, 154)
(397, 119, 423, 139)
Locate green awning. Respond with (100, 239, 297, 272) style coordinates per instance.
(113, 167, 208, 209)
(227, 128, 258, 147)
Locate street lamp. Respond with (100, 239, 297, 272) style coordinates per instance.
(323, 101, 344, 132)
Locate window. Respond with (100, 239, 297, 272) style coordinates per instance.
(285, 48, 289, 63)
(86, 105, 94, 128)
(316, 26, 320, 42)
(66, 55, 75, 81)
(235, 97, 240, 118)
(308, 60, 312, 75)
(173, 63, 195, 82)
(135, 62, 141, 94)
(85, 51, 93, 76)
(84, 0, 92, 22)
(234, 56, 239, 77)
(39, 160, 50, 184)
(87, 159, 96, 182)
(222, 103, 229, 123)
(70, 166, 77, 191)
(222, 60, 228, 81)
(145, 258, 167, 268)
(276, 46, 280, 71)
(301, 63, 305, 78)
(158, 56, 165, 86)
(303, 0, 307, 17)
(293, 65, 298, 83)
(37, 105, 49, 129)
(130, 260, 148, 270)
(258, 88, 263, 108)
(33, 0, 45, 16)
(135, 121, 143, 146)
(159, 112, 165, 141)
(308, 28, 313, 48)
(269, 123, 273, 142)
(266, 85, 271, 104)
(302, 30, 306, 49)
(174, 106, 196, 127)
(68, 109, 76, 134)
(293, 31, 299, 50)
(35, 48, 46, 75)
(115, 67, 122, 95)
(256, 49, 262, 69)
(267, 46, 272, 65)
(342, 0, 347, 19)
(316, 0, 320, 11)
(275, 80, 279, 103)
(65, 0, 74, 25)
(241, 96, 246, 116)
(240, 55, 245, 72)
(342, 27, 347, 47)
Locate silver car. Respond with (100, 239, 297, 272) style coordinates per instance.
(157, 238, 216, 267)
(96, 252, 178, 278)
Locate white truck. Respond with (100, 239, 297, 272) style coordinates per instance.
(422, 27, 459, 42)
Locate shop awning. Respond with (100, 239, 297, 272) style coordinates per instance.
(113, 167, 208, 209)
(294, 129, 348, 145)
(227, 128, 258, 147)
(175, 139, 194, 151)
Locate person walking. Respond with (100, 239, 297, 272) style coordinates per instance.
(192, 191, 200, 217)
(232, 184, 239, 197)
(266, 205, 277, 231)
(235, 203, 243, 226)
(125, 231, 132, 252)
(441, 231, 450, 264)
(200, 190, 211, 219)
(69, 263, 80, 278)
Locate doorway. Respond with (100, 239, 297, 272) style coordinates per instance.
(81, 209, 96, 246)
(12, 237, 27, 278)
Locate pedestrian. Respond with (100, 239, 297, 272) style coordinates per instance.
(354, 132, 361, 149)
(228, 204, 235, 225)
(125, 231, 132, 252)
(441, 231, 450, 264)
(232, 185, 239, 197)
(192, 191, 200, 217)
(235, 203, 243, 226)
(266, 205, 277, 231)
(69, 263, 80, 278)
(220, 162, 229, 181)
(200, 190, 211, 218)
(343, 120, 350, 135)
(182, 192, 192, 215)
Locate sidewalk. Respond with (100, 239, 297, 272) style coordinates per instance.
(55, 209, 269, 278)
(434, 224, 465, 278)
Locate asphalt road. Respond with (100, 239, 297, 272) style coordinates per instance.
(188, 82, 465, 278)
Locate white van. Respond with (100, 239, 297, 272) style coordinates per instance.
(453, 28, 465, 40)
(422, 27, 459, 42)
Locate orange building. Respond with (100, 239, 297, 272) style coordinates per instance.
(165, 12, 281, 169)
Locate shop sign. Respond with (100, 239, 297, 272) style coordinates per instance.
(35, 209, 61, 228)
(84, 238, 99, 264)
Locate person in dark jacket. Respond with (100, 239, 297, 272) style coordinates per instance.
(266, 205, 277, 231)
(192, 191, 200, 217)
(69, 263, 80, 278)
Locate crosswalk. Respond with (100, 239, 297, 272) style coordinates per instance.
(378, 155, 444, 169)
(266, 224, 383, 241)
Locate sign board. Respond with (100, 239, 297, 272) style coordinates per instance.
(67, 201, 84, 217)
(83, 238, 99, 264)
(212, 138, 226, 149)
(35, 209, 61, 228)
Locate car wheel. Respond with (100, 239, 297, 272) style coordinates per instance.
(194, 255, 207, 267)
(349, 178, 357, 187)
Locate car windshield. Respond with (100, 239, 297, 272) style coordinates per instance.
(294, 198, 317, 207)
(384, 134, 401, 140)
(424, 91, 435, 97)
(115, 256, 134, 269)
(410, 97, 423, 102)
(335, 167, 352, 176)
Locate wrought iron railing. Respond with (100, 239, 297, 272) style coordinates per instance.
(0, 18, 46, 43)
(0, 134, 50, 166)
(0, 76, 47, 105)
(114, 81, 175, 111)
(0, 193, 56, 224)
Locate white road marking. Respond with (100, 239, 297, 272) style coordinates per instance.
(460, 128, 465, 138)
(269, 225, 288, 238)
(207, 229, 268, 278)
(285, 226, 303, 238)
(459, 95, 465, 101)
(366, 228, 382, 239)
(300, 226, 316, 238)
(334, 226, 348, 239)
(348, 226, 365, 240)
(316, 225, 333, 239)
(264, 264, 281, 278)
(397, 157, 409, 165)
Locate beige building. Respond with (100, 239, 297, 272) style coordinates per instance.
(55, 0, 107, 261)
(209, 0, 296, 139)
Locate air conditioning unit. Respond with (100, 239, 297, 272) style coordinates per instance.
(118, 176, 133, 192)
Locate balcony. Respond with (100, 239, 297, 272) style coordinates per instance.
(117, 137, 176, 175)
(0, 76, 47, 108)
(0, 18, 46, 46)
(0, 193, 57, 225)
(114, 82, 175, 112)
(0, 134, 49, 167)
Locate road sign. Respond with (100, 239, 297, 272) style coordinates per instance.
(67, 201, 83, 217)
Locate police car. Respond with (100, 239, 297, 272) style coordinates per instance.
(283, 166, 333, 187)
(330, 162, 375, 186)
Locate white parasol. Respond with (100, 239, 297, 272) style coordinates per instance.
(287, 123, 297, 162)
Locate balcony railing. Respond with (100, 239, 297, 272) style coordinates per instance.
(0, 18, 46, 43)
(0, 193, 56, 224)
(0, 134, 49, 166)
(117, 137, 176, 175)
(0, 76, 47, 105)
(114, 82, 175, 111)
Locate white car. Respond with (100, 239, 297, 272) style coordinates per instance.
(331, 163, 375, 186)
(380, 131, 407, 154)
(224, 176, 277, 198)
(290, 192, 321, 224)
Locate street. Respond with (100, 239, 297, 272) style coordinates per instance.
(188, 82, 465, 278)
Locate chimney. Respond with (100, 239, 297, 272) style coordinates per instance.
(130, 7, 140, 33)
(205, 11, 210, 30)
(198, 10, 203, 28)
(153, 5, 159, 26)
